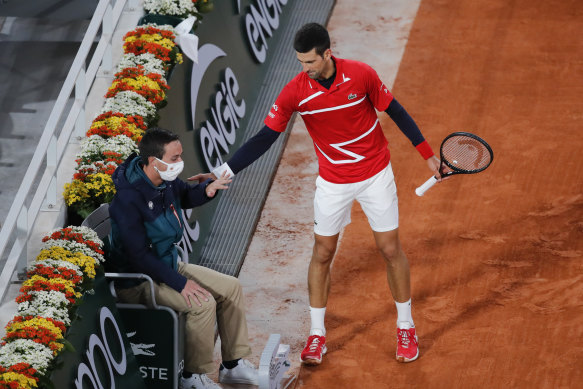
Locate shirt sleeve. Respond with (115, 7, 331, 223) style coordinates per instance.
(385, 98, 435, 160)
(361, 63, 394, 112)
(227, 125, 281, 174)
(264, 82, 297, 132)
(174, 177, 215, 209)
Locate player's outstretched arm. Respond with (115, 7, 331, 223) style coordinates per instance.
(212, 125, 281, 178)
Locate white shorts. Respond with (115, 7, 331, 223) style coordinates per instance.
(313, 163, 399, 236)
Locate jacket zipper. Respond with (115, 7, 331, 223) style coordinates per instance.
(169, 203, 182, 228)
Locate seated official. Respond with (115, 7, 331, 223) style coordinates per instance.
(107, 127, 258, 389)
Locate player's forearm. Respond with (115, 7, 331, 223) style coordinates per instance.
(213, 125, 280, 177)
(386, 99, 434, 159)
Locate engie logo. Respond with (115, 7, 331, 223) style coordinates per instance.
(191, 0, 289, 172)
(243, 0, 289, 63)
(191, 44, 246, 171)
(75, 307, 127, 388)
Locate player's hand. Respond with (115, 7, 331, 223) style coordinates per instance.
(180, 279, 212, 307)
(427, 156, 444, 182)
(205, 171, 232, 197)
(187, 172, 217, 183)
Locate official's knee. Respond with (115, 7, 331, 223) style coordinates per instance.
(225, 275, 243, 300)
(187, 294, 217, 316)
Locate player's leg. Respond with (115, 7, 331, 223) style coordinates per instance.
(301, 233, 338, 365)
(372, 229, 411, 305)
(301, 176, 353, 365)
(356, 163, 419, 362)
(308, 232, 339, 309)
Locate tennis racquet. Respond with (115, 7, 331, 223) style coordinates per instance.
(415, 132, 494, 196)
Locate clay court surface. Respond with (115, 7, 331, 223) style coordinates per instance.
(232, 0, 583, 388)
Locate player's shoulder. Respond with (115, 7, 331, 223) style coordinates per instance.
(277, 72, 309, 102)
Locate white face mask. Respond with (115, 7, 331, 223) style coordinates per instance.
(154, 158, 184, 181)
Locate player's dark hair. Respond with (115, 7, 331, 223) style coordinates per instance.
(139, 127, 180, 165)
(293, 23, 330, 56)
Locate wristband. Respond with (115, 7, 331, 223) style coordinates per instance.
(211, 162, 235, 179)
(415, 140, 434, 160)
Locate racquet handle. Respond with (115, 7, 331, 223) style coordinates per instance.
(415, 175, 438, 196)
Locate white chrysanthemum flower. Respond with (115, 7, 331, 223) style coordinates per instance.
(104, 135, 139, 158)
(100, 90, 156, 120)
(42, 240, 105, 263)
(28, 259, 83, 276)
(17, 291, 71, 325)
(117, 53, 167, 76)
(140, 23, 177, 34)
(143, 0, 198, 16)
(77, 134, 138, 162)
(79, 135, 106, 157)
(69, 226, 104, 245)
(0, 339, 54, 374)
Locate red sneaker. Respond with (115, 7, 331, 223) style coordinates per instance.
(300, 335, 327, 365)
(396, 327, 419, 362)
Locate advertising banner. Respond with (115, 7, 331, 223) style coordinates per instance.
(50, 271, 146, 388)
(156, 0, 297, 262)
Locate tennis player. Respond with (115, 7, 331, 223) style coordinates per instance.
(208, 22, 441, 364)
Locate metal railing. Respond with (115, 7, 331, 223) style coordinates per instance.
(0, 0, 139, 303)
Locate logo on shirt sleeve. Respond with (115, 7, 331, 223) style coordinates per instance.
(348, 93, 358, 100)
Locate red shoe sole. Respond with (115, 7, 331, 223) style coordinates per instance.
(396, 348, 419, 363)
(300, 345, 327, 365)
(301, 357, 323, 365)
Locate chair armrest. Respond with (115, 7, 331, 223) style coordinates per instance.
(104, 272, 160, 309)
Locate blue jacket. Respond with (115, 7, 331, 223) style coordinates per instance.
(107, 154, 213, 292)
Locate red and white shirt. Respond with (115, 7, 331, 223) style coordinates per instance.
(265, 56, 394, 184)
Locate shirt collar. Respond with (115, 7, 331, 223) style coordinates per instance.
(306, 56, 351, 90)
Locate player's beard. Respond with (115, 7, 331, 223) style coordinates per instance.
(307, 69, 322, 80)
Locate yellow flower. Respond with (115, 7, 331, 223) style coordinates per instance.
(125, 34, 176, 50)
(63, 180, 89, 206)
(63, 174, 115, 213)
(89, 116, 143, 142)
(22, 275, 81, 299)
(36, 247, 97, 279)
(0, 372, 38, 388)
(5, 317, 64, 340)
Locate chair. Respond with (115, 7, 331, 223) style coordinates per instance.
(82, 204, 185, 389)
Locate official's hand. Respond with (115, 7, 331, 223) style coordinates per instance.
(205, 171, 232, 197)
(180, 279, 212, 307)
(187, 172, 216, 183)
(427, 155, 445, 182)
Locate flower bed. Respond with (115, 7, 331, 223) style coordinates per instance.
(0, 227, 103, 388)
(63, 23, 184, 220)
(1, 2, 215, 385)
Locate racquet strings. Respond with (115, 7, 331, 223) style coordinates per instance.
(441, 135, 492, 173)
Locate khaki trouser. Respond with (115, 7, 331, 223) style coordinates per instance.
(116, 262, 252, 374)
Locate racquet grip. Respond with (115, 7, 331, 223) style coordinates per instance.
(415, 176, 438, 196)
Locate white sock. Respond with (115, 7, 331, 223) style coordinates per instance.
(309, 306, 326, 336)
(395, 299, 414, 328)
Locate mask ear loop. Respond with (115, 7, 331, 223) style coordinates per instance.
(155, 157, 170, 172)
